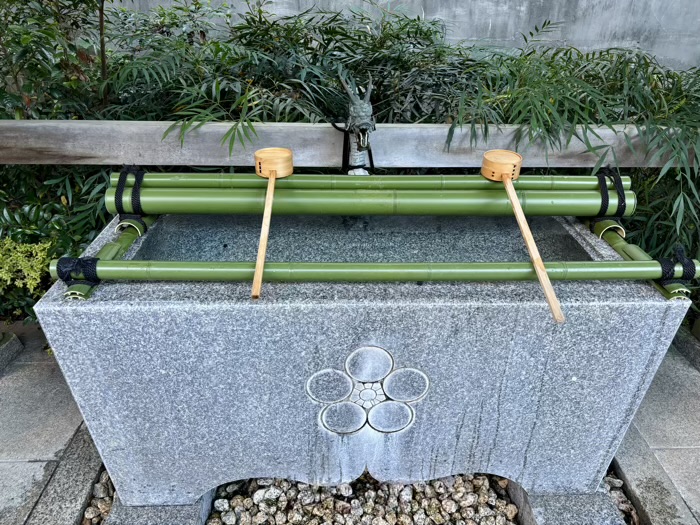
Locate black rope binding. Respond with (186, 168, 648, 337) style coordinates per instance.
(56, 257, 101, 287)
(331, 121, 375, 172)
(657, 246, 697, 285)
(115, 165, 149, 233)
(589, 166, 627, 232)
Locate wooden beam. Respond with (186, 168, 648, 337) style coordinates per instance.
(0, 120, 662, 168)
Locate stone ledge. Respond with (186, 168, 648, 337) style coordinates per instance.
(508, 482, 625, 525)
(105, 491, 214, 525)
(0, 332, 23, 372)
(24, 423, 103, 525)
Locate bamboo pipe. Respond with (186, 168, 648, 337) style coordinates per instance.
(50, 259, 700, 283)
(251, 148, 293, 299)
(598, 222, 692, 300)
(481, 150, 565, 323)
(63, 215, 158, 300)
(105, 188, 636, 217)
(109, 173, 633, 191)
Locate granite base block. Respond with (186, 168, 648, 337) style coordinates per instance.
(509, 479, 625, 525)
(105, 492, 213, 525)
(35, 215, 690, 507)
(0, 332, 23, 372)
(523, 492, 626, 525)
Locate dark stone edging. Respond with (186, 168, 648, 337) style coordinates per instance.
(24, 423, 103, 525)
(614, 425, 699, 525)
(0, 332, 24, 372)
(674, 327, 700, 373)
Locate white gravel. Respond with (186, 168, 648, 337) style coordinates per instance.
(206, 474, 519, 525)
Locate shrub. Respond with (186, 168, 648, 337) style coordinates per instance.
(0, 238, 52, 319)
(0, 1, 698, 320)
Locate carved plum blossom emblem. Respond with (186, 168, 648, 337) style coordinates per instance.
(306, 346, 429, 434)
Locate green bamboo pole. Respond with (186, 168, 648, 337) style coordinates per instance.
(104, 188, 637, 217)
(50, 259, 698, 283)
(598, 221, 692, 299)
(63, 215, 158, 300)
(109, 173, 632, 191)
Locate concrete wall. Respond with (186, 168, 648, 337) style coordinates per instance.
(123, 0, 700, 68)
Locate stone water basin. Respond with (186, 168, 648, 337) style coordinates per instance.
(35, 214, 688, 506)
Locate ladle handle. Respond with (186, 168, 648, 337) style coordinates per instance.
(252, 171, 276, 299)
(503, 176, 566, 324)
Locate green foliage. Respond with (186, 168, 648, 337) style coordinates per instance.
(0, 165, 110, 319)
(626, 169, 700, 260)
(626, 168, 699, 308)
(0, 0, 699, 319)
(0, 238, 52, 319)
(0, 0, 100, 119)
(95, 2, 698, 243)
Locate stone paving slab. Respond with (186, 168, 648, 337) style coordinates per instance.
(0, 358, 83, 462)
(633, 348, 700, 449)
(654, 448, 700, 522)
(0, 461, 56, 525)
(25, 424, 103, 525)
(615, 425, 698, 525)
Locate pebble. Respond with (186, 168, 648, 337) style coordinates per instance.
(441, 499, 458, 514)
(266, 487, 284, 500)
(84, 507, 100, 520)
(215, 499, 231, 512)
(461, 493, 479, 507)
(300, 490, 316, 506)
(338, 484, 353, 497)
(397, 514, 412, 525)
(336, 501, 352, 514)
(253, 489, 268, 505)
(505, 503, 518, 521)
(222, 511, 238, 525)
(96, 498, 112, 515)
(604, 475, 624, 489)
(93, 483, 108, 499)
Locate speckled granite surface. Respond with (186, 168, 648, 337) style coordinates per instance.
(35, 215, 689, 508)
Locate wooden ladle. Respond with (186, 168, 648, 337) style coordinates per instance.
(251, 147, 293, 299)
(481, 150, 565, 324)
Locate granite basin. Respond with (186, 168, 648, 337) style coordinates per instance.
(35, 215, 689, 506)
